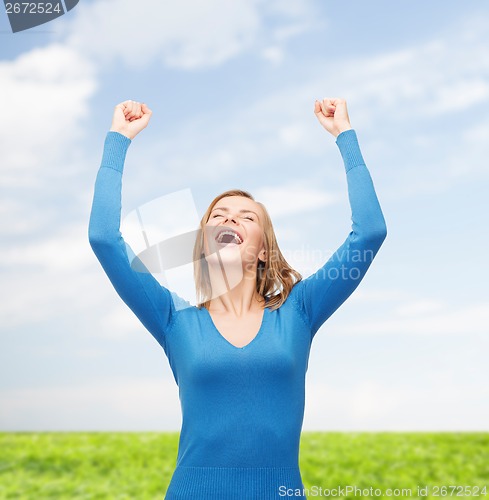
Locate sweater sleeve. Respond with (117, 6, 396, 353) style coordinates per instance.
(292, 129, 387, 341)
(88, 131, 175, 351)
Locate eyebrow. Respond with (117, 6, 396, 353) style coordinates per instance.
(210, 207, 260, 219)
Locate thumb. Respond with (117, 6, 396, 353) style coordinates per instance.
(138, 103, 153, 127)
(141, 103, 152, 115)
(314, 100, 331, 128)
(331, 98, 348, 121)
(113, 103, 127, 121)
(314, 100, 323, 117)
(111, 103, 130, 130)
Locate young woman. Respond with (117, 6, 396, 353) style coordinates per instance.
(88, 98, 387, 499)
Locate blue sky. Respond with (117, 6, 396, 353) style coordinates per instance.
(1, 1, 488, 431)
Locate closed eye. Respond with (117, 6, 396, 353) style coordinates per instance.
(211, 213, 254, 220)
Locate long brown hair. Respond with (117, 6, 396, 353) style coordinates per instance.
(193, 189, 302, 311)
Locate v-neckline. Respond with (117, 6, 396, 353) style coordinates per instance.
(204, 305, 268, 350)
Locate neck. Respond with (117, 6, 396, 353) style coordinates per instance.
(206, 262, 264, 316)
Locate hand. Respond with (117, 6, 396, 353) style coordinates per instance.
(110, 100, 152, 140)
(314, 97, 352, 138)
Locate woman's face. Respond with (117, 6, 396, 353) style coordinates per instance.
(203, 196, 266, 271)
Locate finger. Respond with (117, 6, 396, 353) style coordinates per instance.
(332, 98, 349, 119)
(321, 99, 335, 117)
(138, 112, 152, 127)
(317, 99, 331, 116)
(123, 107, 133, 121)
(114, 103, 126, 116)
(129, 101, 138, 119)
(124, 100, 140, 120)
(113, 104, 128, 124)
(314, 100, 323, 115)
(330, 97, 346, 106)
(141, 103, 152, 116)
(329, 98, 348, 117)
(314, 100, 330, 128)
(132, 101, 142, 119)
(127, 101, 141, 121)
(315, 101, 329, 124)
(139, 104, 152, 124)
(122, 100, 133, 115)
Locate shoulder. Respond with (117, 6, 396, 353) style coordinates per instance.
(268, 281, 308, 321)
(169, 291, 194, 312)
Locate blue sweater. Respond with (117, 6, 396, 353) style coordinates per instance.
(88, 129, 387, 499)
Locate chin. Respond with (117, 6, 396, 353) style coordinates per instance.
(204, 250, 245, 289)
(204, 244, 242, 265)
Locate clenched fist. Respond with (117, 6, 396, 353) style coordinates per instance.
(314, 98, 352, 138)
(110, 100, 152, 140)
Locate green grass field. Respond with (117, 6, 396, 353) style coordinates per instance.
(1, 432, 488, 499)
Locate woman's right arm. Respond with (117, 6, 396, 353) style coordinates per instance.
(88, 102, 175, 351)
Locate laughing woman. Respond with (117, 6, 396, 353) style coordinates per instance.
(88, 98, 387, 499)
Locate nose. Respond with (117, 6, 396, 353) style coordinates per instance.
(223, 214, 238, 225)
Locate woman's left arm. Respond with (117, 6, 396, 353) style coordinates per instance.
(294, 99, 387, 340)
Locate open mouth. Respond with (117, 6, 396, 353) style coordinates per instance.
(214, 228, 243, 246)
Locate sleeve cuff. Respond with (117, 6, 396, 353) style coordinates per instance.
(100, 131, 132, 173)
(335, 129, 366, 173)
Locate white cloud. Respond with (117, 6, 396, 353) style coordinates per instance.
(332, 36, 489, 121)
(332, 301, 489, 336)
(0, 222, 93, 271)
(0, 224, 112, 328)
(98, 306, 151, 340)
(394, 299, 445, 316)
(0, 199, 54, 237)
(0, 377, 181, 431)
(0, 43, 96, 187)
(0, 266, 103, 329)
(57, 0, 317, 70)
(349, 288, 413, 303)
(463, 121, 489, 143)
(273, 22, 316, 42)
(253, 183, 340, 218)
(427, 78, 489, 115)
(261, 0, 317, 20)
(116, 16, 489, 200)
(304, 377, 489, 431)
(261, 46, 285, 65)
(277, 124, 310, 149)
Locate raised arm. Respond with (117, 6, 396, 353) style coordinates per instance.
(88, 101, 175, 352)
(293, 98, 387, 340)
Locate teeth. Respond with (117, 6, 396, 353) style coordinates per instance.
(216, 230, 243, 245)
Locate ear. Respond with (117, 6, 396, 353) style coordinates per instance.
(258, 247, 267, 263)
